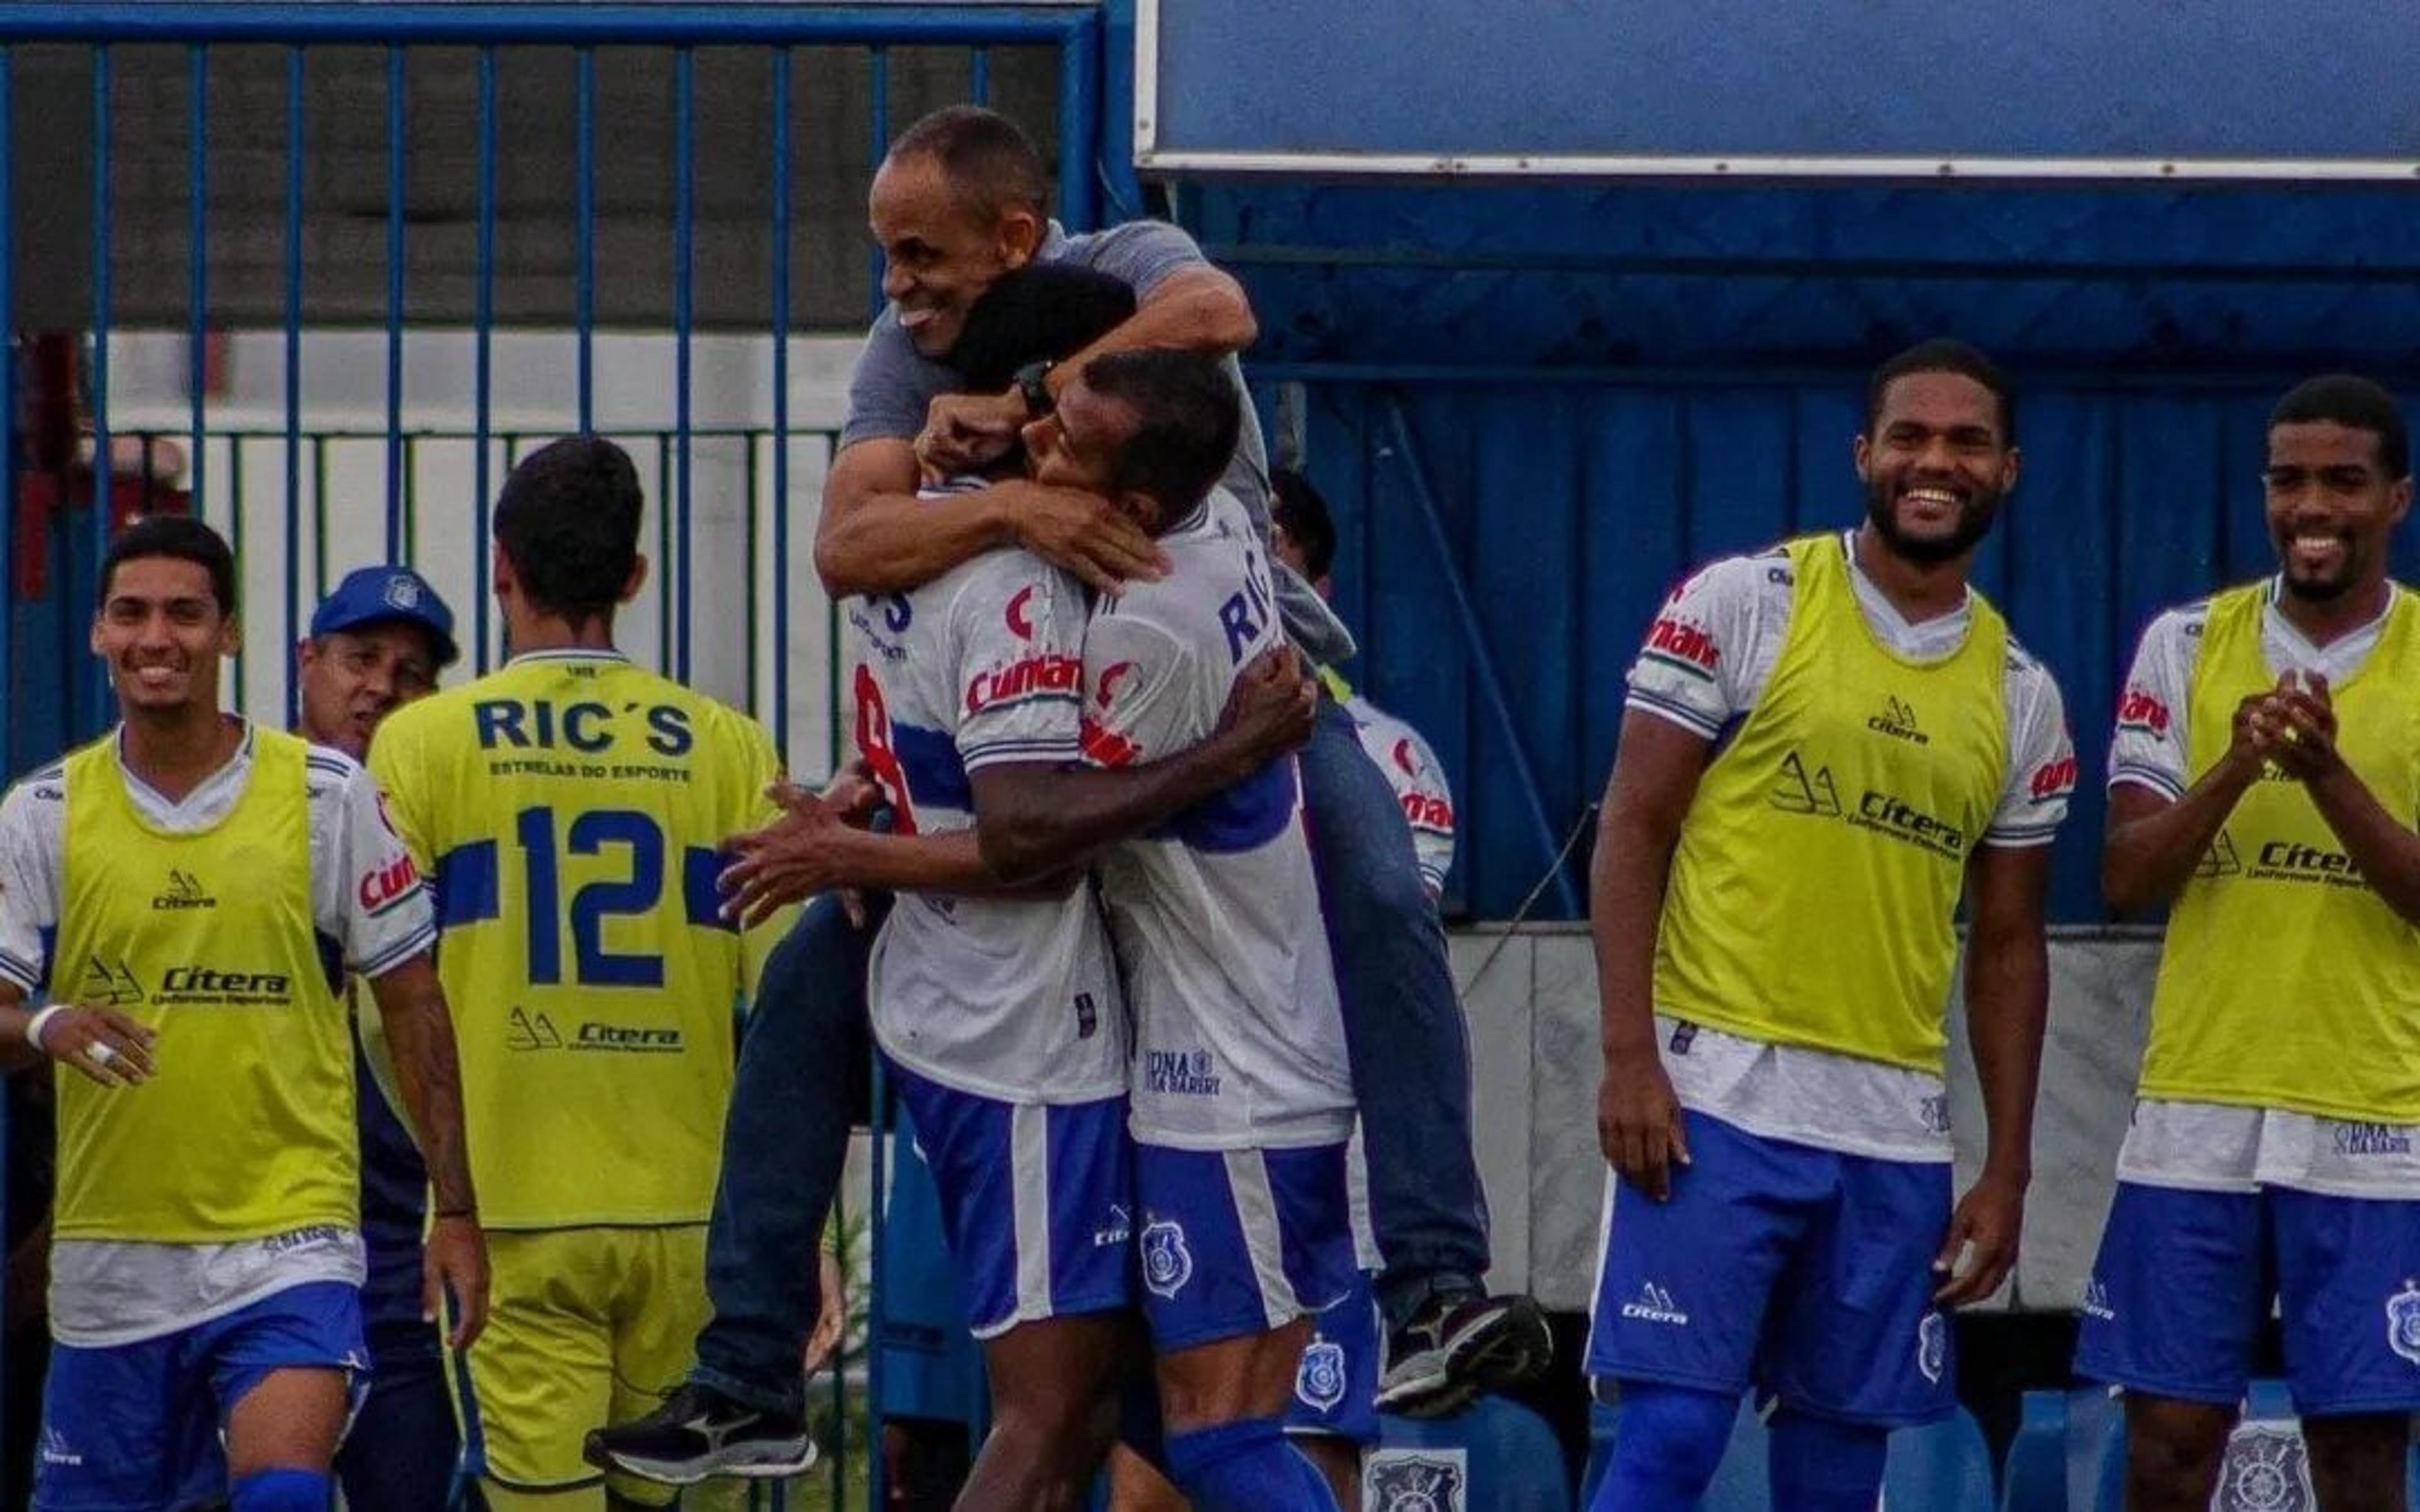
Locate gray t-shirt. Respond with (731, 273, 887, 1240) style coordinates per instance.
(841, 219, 1354, 665)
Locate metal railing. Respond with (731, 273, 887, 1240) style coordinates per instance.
(0, 6, 1114, 1507)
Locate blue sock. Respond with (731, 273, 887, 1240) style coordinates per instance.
(1768, 1407, 1888, 1512)
(1164, 1416, 1339, 1512)
(231, 1467, 333, 1511)
(1591, 1383, 1737, 1511)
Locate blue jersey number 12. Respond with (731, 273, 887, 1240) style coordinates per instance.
(516, 805, 667, 987)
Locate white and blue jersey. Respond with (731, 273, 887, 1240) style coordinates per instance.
(1081, 488, 1355, 1153)
(845, 501, 1135, 1336)
(844, 514, 1126, 1104)
(1082, 487, 1358, 1350)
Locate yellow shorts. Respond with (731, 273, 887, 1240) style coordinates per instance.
(463, 1225, 710, 1509)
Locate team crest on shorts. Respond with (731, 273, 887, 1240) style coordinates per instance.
(1916, 1311, 1946, 1384)
(1295, 1337, 1347, 1412)
(2387, 1281, 2420, 1366)
(1141, 1220, 1193, 1300)
(2215, 1422, 2312, 1512)
(1366, 1450, 1466, 1512)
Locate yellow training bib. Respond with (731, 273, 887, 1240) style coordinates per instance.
(52, 729, 356, 1242)
(2140, 582, 2420, 1121)
(1652, 536, 2010, 1071)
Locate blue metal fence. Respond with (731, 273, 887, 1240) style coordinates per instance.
(0, 6, 1112, 1507)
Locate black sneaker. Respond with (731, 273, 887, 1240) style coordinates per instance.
(582, 1382, 815, 1484)
(1376, 1292, 1554, 1418)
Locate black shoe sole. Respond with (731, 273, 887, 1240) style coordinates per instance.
(1376, 1296, 1555, 1419)
(582, 1436, 818, 1485)
(1454, 1295, 1553, 1392)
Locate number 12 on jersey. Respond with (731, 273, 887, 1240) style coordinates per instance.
(514, 805, 666, 988)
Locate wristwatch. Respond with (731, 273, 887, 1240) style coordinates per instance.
(1014, 358, 1056, 418)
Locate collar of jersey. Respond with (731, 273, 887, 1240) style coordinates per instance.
(1836, 528, 1972, 644)
(506, 648, 630, 666)
(115, 716, 255, 813)
(2260, 572, 2396, 659)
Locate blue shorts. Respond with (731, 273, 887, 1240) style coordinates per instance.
(1288, 1275, 1380, 1445)
(1584, 1111, 1956, 1426)
(2076, 1181, 2420, 1415)
(36, 1279, 369, 1511)
(892, 1064, 1136, 1339)
(875, 1110, 986, 1426)
(1134, 1140, 1359, 1354)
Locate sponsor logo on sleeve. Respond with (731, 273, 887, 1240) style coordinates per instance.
(357, 852, 422, 915)
(1642, 615, 1720, 677)
(2116, 687, 2171, 738)
(2029, 754, 2079, 801)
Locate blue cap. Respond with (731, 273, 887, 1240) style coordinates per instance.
(309, 565, 461, 668)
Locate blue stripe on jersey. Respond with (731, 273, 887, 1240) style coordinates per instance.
(893, 721, 974, 812)
(434, 840, 500, 927)
(1158, 755, 1298, 855)
(32, 925, 55, 994)
(682, 845, 738, 932)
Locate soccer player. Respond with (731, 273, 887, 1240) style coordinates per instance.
(0, 515, 485, 1512)
(1098, 466, 1441, 1512)
(1585, 340, 2074, 1511)
(291, 563, 473, 1512)
(369, 438, 793, 1511)
(2080, 374, 2420, 1512)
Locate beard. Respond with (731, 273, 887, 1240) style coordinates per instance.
(1864, 481, 2002, 566)
(2276, 529, 2360, 602)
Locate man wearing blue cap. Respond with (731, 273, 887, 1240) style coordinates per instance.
(297, 566, 460, 763)
(295, 564, 472, 1512)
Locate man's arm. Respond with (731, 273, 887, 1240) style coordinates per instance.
(1040, 264, 1256, 403)
(975, 642, 1315, 883)
(812, 442, 1164, 599)
(720, 801, 1078, 929)
(1934, 841, 2051, 1306)
(1589, 710, 1711, 1201)
(0, 983, 154, 1083)
(2263, 674, 2420, 924)
(2102, 694, 2266, 912)
(718, 644, 1314, 921)
(363, 956, 474, 1220)
(363, 954, 488, 1348)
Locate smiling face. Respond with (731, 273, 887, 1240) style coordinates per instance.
(1853, 369, 2020, 567)
(91, 555, 236, 718)
(867, 151, 1041, 358)
(2265, 419, 2412, 604)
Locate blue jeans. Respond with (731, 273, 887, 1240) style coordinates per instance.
(691, 890, 883, 1416)
(689, 706, 1490, 1407)
(1299, 696, 1490, 1325)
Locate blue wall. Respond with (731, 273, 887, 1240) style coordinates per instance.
(1197, 181, 2420, 921)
